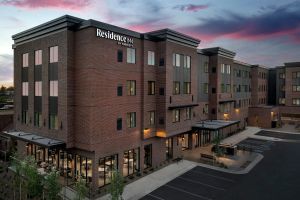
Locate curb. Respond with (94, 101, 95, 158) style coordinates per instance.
(195, 153, 264, 175)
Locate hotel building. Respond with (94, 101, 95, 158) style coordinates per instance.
(2, 15, 298, 193)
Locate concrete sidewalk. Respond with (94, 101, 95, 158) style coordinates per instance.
(98, 160, 197, 200)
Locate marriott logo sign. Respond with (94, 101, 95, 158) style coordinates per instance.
(96, 28, 134, 47)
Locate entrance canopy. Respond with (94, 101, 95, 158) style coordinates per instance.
(192, 120, 240, 131)
(3, 131, 65, 148)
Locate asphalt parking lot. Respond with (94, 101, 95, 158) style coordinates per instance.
(141, 132, 300, 200)
(237, 138, 275, 153)
(256, 130, 300, 140)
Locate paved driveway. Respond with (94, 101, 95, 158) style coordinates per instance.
(141, 132, 300, 200)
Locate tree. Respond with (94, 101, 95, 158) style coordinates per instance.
(109, 170, 124, 200)
(74, 178, 88, 200)
(212, 135, 224, 157)
(0, 86, 6, 93)
(44, 170, 61, 200)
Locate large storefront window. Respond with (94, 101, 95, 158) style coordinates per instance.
(144, 144, 152, 169)
(98, 154, 118, 187)
(123, 148, 139, 177)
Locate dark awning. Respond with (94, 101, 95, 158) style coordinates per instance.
(192, 120, 240, 131)
(219, 100, 235, 104)
(3, 131, 65, 148)
(168, 103, 199, 110)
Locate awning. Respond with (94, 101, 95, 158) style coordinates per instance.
(168, 103, 199, 110)
(192, 120, 240, 131)
(3, 131, 66, 148)
(219, 100, 235, 104)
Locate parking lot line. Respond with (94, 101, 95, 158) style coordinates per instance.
(164, 184, 213, 200)
(178, 176, 226, 191)
(190, 170, 235, 183)
(147, 193, 166, 200)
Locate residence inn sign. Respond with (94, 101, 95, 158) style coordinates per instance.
(96, 28, 134, 47)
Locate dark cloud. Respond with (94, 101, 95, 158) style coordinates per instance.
(0, 0, 92, 10)
(173, 4, 209, 12)
(181, 1, 300, 42)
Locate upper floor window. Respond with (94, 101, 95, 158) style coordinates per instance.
(127, 80, 136, 96)
(35, 50, 42, 65)
(172, 109, 180, 122)
(203, 104, 208, 114)
(279, 98, 285, 105)
(49, 114, 58, 130)
(184, 56, 191, 68)
(127, 112, 136, 128)
(173, 81, 180, 95)
(117, 118, 122, 130)
(49, 46, 58, 63)
(173, 53, 180, 67)
(221, 64, 225, 74)
(279, 73, 285, 79)
(147, 51, 155, 65)
(49, 80, 58, 97)
(183, 82, 191, 94)
(35, 81, 42, 96)
(292, 85, 300, 92)
(149, 111, 155, 126)
(204, 62, 208, 73)
(226, 65, 231, 74)
(22, 82, 28, 96)
(292, 98, 300, 106)
(117, 85, 123, 96)
(148, 81, 155, 95)
(127, 48, 136, 64)
(204, 83, 208, 94)
(292, 72, 300, 79)
(185, 107, 191, 120)
(22, 53, 29, 67)
(117, 50, 123, 62)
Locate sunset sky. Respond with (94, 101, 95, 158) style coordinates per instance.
(0, 0, 300, 87)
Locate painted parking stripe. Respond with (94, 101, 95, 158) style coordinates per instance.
(147, 193, 165, 200)
(164, 184, 212, 200)
(177, 176, 226, 191)
(189, 170, 235, 183)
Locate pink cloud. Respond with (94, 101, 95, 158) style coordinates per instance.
(0, 0, 91, 10)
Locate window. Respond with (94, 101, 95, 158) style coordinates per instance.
(49, 114, 58, 129)
(35, 50, 42, 65)
(159, 88, 164, 95)
(49, 81, 58, 97)
(22, 82, 28, 96)
(144, 144, 152, 169)
(149, 111, 155, 126)
(226, 65, 231, 74)
(204, 62, 208, 73)
(221, 64, 225, 74)
(123, 148, 139, 177)
(292, 72, 300, 78)
(35, 81, 42, 96)
(185, 107, 191, 120)
(127, 112, 136, 128)
(117, 85, 122, 96)
(212, 88, 216, 93)
(98, 154, 118, 187)
(221, 84, 225, 93)
(127, 80, 136, 96)
(183, 82, 191, 94)
(127, 48, 136, 64)
(173, 53, 180, 67)
(117, 118, 122, 130)
(203, 83, 208, 94)
(147, 51, 155, 65)
(279, 98, 285, 105)
(148, 81, 155, 95)
(279, 73, 285, 79)
(293, 85, 300, 92)
(22, 110, 29, 124)
(226, 84, 231, 93)
(117, 50, 123, 62)
(49, 46, 58, 63)
(184, 56, 191, 68)
(159, 58, 165, 66)
(34, 112, 42, 127)
(23, 53, 29, 67)
(203, 104, 208, 114)
(292, 99, 300, 106)
(172, 109, 180, 122)
(173, 81, 180, 95)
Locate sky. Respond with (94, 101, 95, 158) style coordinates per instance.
(0, 0, 300, 87)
